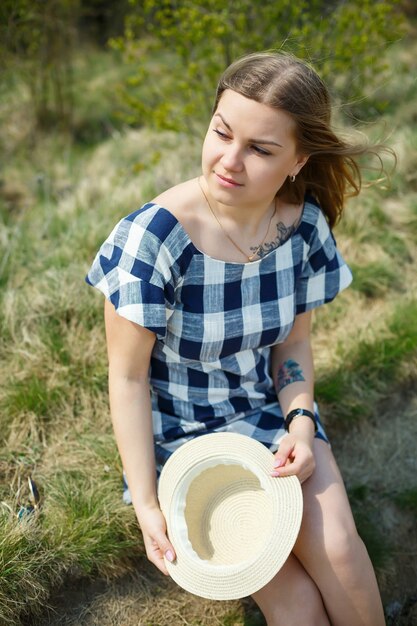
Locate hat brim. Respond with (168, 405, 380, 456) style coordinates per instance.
(158, 432, 303, 600)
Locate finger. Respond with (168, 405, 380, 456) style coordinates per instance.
(274, 458, 315, 482)
(153, 530, 176, 564)
(272, 446, 305, 475)
(143, 537, 170, 576)
(272, 438, 294, 471)
(148, 547, 169, 575)
(275, 460, 299, 477)
(272, 459, 298, 478)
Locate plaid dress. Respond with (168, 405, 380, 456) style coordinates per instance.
(86, 195, 352, 495)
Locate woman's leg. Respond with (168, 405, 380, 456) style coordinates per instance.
(293, 439, 385, 626)
(252, 553, 331, 626)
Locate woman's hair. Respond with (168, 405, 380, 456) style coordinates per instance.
(214, 52, 390, 228)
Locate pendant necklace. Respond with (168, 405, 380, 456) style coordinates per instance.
(197, 177, 276, 262)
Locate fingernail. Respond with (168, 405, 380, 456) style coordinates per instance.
(271, 471, 280, 477)
(274, 459, 283, 468)
(165, 550, 174, 562)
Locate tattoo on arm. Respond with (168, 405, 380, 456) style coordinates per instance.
(276, 359, 306, 393)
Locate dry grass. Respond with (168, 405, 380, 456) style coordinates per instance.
(334, 398, 417, 623)
(27, 562, 262, 626)
(1, 36, 417, 626)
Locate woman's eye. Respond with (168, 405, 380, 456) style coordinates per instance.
(212, 129, 270, 155)
(252, 145, 270, 156)
(213, 129, 229, 140)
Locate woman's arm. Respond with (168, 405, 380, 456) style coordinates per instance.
(104, 299, 175, 573)
(270, 310, 316, 483)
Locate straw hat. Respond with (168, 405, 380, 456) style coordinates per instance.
(158, 432, 303, 600)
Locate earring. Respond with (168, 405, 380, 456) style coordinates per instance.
(290, 175, 296, 183)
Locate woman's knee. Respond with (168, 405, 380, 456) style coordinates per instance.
(254, 560, 329, 626)
(324, 521, 366, 573)
(275, 577, 328, 626)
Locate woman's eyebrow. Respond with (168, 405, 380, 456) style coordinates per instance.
(214, 112, 283, 147)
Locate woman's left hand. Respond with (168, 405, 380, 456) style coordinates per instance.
(271, 434, 316, 483)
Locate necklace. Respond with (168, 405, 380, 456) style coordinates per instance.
(197, 177, 276, 262)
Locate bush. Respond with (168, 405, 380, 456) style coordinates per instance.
(111, 0, 405, 131)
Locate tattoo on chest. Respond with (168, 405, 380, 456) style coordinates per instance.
(276, 359, 305, 393)
(251, 221, 297, 259)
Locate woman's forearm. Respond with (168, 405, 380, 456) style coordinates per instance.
(273, 338, 314, 413)
(272, 337, 315, 441)
(108, 374, 159, 511)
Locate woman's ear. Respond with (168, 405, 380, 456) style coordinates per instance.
(293, 154, 309, 176)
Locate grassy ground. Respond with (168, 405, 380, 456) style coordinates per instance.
(1, 35, 417, 626)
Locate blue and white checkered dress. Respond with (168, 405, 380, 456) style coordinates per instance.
(86, 195, 352, 493)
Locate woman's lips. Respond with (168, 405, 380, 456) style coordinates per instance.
(215, 172, 244, 187)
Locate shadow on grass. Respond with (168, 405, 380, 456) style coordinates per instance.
(23, 557, 266, 626)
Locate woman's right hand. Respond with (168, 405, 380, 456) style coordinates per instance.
(136, 504, 176, 575)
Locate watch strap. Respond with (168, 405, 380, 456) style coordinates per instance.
(284, 408, 318, 432)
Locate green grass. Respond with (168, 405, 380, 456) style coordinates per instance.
(316, 298, 417, 421)
(0, 518, 62, 624)
(350, 261, 400, 297)
(0, 471, 140, 624)
(3, 375, 65, 424)
(394, 488, 417, 514)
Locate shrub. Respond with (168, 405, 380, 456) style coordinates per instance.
(111, 0, 405, 130)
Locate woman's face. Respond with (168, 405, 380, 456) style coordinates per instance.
(201, 89, 308, 210)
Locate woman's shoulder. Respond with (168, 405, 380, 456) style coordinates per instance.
(302, 194, 326, 224)
(112, 178, 200, 241)
(122, 202, 179, 244)
(100, 182, 199, 268)
(151, 177, 202, 224)
(116, 178, 199, 245)
(298, 194, 332, 243)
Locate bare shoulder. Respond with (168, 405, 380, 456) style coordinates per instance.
(152, 178, 201, 222)
(151, 176, 213, 253)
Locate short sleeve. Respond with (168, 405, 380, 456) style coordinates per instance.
(86, 206, 179, 340)
(295, 208, 352, 314)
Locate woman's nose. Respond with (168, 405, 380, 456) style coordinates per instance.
(220, 144, 244, 172)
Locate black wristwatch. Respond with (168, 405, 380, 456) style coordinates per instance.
(284, 408, 318, 432)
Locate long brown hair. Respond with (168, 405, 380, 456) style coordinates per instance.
(214, 52, 389, 228)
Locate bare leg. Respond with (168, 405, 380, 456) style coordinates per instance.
(293, 439, 386, 626)
(252, 553, 331, 626)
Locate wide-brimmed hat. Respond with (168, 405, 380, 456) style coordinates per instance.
(158, 432, 303, 600)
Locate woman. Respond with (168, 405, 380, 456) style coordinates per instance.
(87, 52, 386, 625)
